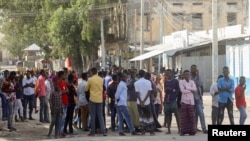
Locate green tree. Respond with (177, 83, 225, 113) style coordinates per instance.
(0, 0, 116, 71)
(0, 0, 42, 59)
(0, 0, 73, 60)
(48, 0, 111, 71)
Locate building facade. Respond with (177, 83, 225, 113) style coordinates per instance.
(126, 0, 248, 70)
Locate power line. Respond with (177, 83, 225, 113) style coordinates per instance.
(160, 1, 212, 40)
(0, 2, 132, 18)
(0, 0, 71, 4)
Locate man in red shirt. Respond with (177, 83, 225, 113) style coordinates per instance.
(36, 69, 48, 123)
(57, 71, 69, 137)
(234, 76, 247, 125)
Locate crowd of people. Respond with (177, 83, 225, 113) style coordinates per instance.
(0, 64, 248, 139)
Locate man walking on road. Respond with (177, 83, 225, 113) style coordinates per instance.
(115, 72, 137, 136)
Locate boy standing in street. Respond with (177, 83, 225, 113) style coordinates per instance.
(235, 76, 247, 125)
(48, 77, 62, 139)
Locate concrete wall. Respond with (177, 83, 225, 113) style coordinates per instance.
(226, 40, 250, 96)
(180, 55, 226, 91)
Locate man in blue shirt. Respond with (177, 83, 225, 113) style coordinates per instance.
(217, 66, 235, 125)
(115, 72, 138, 136)
(164, 69, 180, 134)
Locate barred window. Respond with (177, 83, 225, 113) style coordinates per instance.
(172, 13, 184, 31)
(192, 13, 203, 30)
(227, 13, 237, 26)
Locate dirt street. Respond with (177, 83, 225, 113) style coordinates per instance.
(0, 93, 250, 141)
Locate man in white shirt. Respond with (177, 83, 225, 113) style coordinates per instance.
(77, 72, 89, 131)
(22, 70, 36, 120)
(134, 70, 154, 135)
(210, 74, 224, 125)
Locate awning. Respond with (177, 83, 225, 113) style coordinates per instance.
(40, 59, 51, 64)
(129, 50, 165, 61)
(24, 43, 41, 51)
(144, 44, 166, 51)
(129, 41, 213, 61)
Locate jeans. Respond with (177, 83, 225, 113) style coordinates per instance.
(14, 99, 23, 117)
(217, 99, 234, 125)
(116, 105, 135, 133)
(59, 105, 68, 134)
(64, 104, 75, 133)
(23, 94, 34, 118)
(195, 99, 207, 132)
(109, 105, 117, 129)
(48, 108, 61, 138)
(6, 100, 14, 128)
(238, 106, 247, 125)
(45, 97, 50, 121)
(89, 101, 105, 134)
(154, 104, 160, 119)
(39, 96, 49, 122)
(0, 92, 7, 118)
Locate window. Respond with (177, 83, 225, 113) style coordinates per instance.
(137, 13, 149, 31)
(192, 13, 203, 30)
(227, 2, 237, 9)
(193, 3, 203, 6)
(173, 3, 183, 6)
(227, 2, 237, 6)
(227, 13, 237, 26)
(172, 13, 184, 31)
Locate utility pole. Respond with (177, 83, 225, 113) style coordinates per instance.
(134, 9, 137, 69)
(140, 0, 144, 69)
(249, 0, 250, 33)
(101, 17, 106, 69)
(158, 0, 163, 73)
(149, 0, 153, 72)
(212, 0, 218, 83)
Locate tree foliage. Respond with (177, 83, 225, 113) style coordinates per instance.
(0, 0, 116, 70)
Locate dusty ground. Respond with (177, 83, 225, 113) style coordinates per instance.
(0, 93, 250, 141)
